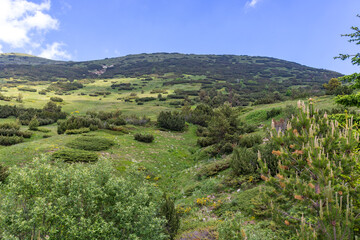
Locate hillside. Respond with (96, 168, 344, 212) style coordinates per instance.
(0, 53, 343, 105)
(0, 53, 64, 66)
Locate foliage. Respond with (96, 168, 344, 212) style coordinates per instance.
(159, 194, 180, 240)
(66, 136, 114, 151)
(231, 147, 257, 176)
(0, 157, 167, 240)
(134, 133, 154, 143)
(218, 212, 279, 240)
(157, 111, 185, 131)
(258, 100, 359, 239)
(0, 102, 66, 126)
(51, 148, 98, 162)
(238, 134, 262, 148)
(197, 159, 230, 179)
(57, 116, 101, 134)
(28, 116, 39, 130)
(186, 104, 214, 127)
(65, 128, 91, 135)
(50, 96, 64, 102)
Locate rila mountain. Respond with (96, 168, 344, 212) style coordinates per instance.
(0, 43, 358, 239)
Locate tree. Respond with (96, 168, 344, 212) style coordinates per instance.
(323, 78, 341, 92)
(258, 100, 359, 239)
(335, 15, 360, 107)
(28, 115, 39, 130)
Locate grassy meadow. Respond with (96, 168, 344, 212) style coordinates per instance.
(0, 75, 351, 239)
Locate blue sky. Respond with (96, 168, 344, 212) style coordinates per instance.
(0, 0, 360, 74)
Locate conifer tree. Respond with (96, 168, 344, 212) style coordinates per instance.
(258, 100, 359, 239)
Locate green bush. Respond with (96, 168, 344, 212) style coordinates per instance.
(231, 147, 257, 176)
(0, 157, 167, 239)
(50, 96, 63, 102)
(0, 164, 9, 183)
(64, 128, 90, 135)
(197, 159, 230, 179)
(51, 148, 98, 162)
(238, 134, 262, 148)
(160, 194, 180, 240)
(157, 111, 185, 131)
(28, 116, 39, 130)
(134, 133, 154, 143)
(66, 136, 114, 151)
(197, 137, 216, 147)
(0, 136, 24, 146)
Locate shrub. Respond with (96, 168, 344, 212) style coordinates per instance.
(66, 136, 114, 151)
(64, 128, 90, 135)
(50, 96, 63, 102)
(197, 159, 230, 179)
(197, 137, 216, 147)
(0, 136, 24, 146)
(230, 147, 257, 176)
(0, 164, 8, 183)
(134, 133, 154, 143)
(28, 116, 39, 130)
(38, 90, 47, 95)
(0, 158, 167, 239)
(157, 111, 185, 131)
(266, 108, 282, 119)
(160, 194, 180, 240)
(51, 148, 98, 162)
(238, 134, 262, 148)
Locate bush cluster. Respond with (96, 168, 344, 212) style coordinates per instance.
(65, 128, 91, 135)
(0, 123, 32, 146)
(51, 148, 98, 162)
(50, 96, 63, 102)
(134, 133, 154, 143)
(157, 111, 185, 131)
(66, 136, 114, 151)
(0, 102, 66, 126)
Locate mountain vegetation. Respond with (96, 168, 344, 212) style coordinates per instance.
(0, 46, 357, 239)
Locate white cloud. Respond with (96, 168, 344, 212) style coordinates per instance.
(0, 0, 59, 49)
(39, 42, 71, 60)
(245, 0, 261, 8)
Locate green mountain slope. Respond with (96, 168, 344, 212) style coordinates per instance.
(0, 53, 342, 105)
(0, 53, 64, 66)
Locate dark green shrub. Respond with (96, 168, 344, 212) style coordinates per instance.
(157, 111, 185, 131)
(197, 137, 215, 147)
(18, 87, 36, 92)
(230, 147, 257, 175)
(238, 134, 262, 148)
(65, 128, 90, 135)
(28, 116, 39, 130)
(0, 164, 9, 183)
(160, 194, 180, 240)
(219, 142, 234, 154)
(0, 123, 20, 130)
(38, 90, 47, 95)
(197, 159, 230, 179)
(66, 136, 114, 151)
(134, 133, 154, 143)
(51, 148, 98, 162)
(57, 116, 101, 134)
(42, 134, 52, 138)
(266, 108, 282, 119)
(50, 97, 63, 102)
(0, 136, 24, 146)
(21, 131, 32, 138)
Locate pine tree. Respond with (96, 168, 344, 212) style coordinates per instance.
(258, 100, 359, 239)
(159, 194, 180, 240)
